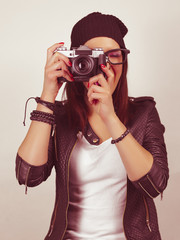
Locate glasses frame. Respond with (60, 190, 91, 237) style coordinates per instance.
(104, 48, 130, 65)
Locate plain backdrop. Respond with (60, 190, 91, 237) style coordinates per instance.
(0, 0, 180, 239)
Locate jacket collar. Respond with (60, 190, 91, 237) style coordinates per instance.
(83, 121, 100, 145)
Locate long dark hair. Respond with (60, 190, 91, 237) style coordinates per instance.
(62, 61, 129, 132)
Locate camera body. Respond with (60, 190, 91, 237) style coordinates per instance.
(55, 45, 106, 82)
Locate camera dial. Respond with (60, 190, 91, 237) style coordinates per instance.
(94, 48, 103, 51)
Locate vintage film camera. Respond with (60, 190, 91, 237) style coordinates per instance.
(55, 45, 106, 82)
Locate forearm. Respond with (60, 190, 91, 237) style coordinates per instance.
(17, 42, 73, 167)
(105, 114, 153, 181)
(18, 96, 54, 166)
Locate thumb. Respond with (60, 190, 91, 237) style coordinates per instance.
(100, 64, 114, 79)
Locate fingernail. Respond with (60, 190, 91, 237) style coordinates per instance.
(59, 42, 64, 45)
(88, 82, 89, 88)
(101, 64, 106, 68)
(69, 61, 72, 66)
(71, 77, 75, 81)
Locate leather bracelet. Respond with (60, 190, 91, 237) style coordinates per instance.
(35, 97, 55, 112)
(30, 110, 55, 125)
(23, 96, 55, 126)
(111, 129, 130, 144)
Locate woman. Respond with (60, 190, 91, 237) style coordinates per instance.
(16, 12, 169, 240)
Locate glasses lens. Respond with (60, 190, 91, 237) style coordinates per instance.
(108, 50, 123, 64)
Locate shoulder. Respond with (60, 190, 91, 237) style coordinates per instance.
(127, 96, 157, 127)
(128, 96, 156, 114)
(128, 96, 155, 105)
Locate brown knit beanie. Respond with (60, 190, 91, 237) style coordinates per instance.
(70, 12, 128, 49)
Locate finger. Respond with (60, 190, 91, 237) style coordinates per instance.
(46, 42, 64, 62)
(47, 51, 72, 67)
(48, 61, 73, 77)
(100, 64, 114, 79)
(88, 92, 105, 105)
(88, 86, 110, 104)
(89, 74, 109, 89)
(53, 69, 74, 82)
(87, 84, 106, 99)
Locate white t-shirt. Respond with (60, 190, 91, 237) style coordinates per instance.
(63, 132, 127, 240)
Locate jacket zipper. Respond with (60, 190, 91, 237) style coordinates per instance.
(25, 166, 31, 194)
(143, 196, 152, 232)
(48, 199, 60, 237)
(147, 175, 161, 194)
(47, 130, 78, 239)
(60, 139, 78, 240)
(48, 128, 59, 237)
(138, 182, 154, 199)
(122, 183, 128, 240)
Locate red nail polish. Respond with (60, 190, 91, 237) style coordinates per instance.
(71, 77, 75, 81)
(101, 64, 106, 68)
(59, 42, 64, 44)
(69, 61, 72, 66)
(88, 82, 89, 88)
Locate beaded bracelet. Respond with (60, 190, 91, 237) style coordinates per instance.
(30, 110, 55, 125)
(111, 129, 130, 144)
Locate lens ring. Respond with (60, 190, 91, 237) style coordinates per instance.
(73, 55, 94, 76)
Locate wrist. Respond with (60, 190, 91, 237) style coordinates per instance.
(36, 93, 55, 113)
(103, 112, 119, 125)
(104, 113, 127, 138)
(36, 104, 53, 114)
(40, 92, 56, 103)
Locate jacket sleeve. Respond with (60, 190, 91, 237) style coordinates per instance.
(15, 135, 55, 193)
(132, 105, 169, 198)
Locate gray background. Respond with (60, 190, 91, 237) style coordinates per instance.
(0, 0, 180, 239)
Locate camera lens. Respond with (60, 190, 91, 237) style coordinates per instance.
(73, 56, 94, 76)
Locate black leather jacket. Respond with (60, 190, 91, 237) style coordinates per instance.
(16, 97, 169, 240)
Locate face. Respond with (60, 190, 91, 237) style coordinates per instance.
(84, 37, 123, 94)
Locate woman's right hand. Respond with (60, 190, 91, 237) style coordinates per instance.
(41, 42, 74, 102)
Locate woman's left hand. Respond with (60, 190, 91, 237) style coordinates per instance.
(87, 64, 116, 122)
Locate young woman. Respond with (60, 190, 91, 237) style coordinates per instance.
(16, 12, 169, 240)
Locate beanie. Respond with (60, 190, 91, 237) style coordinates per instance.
(70, 12, 128, 49)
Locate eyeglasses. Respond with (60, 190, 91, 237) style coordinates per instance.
(105, 48, 130, 65)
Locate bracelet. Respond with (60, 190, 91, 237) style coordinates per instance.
(35, 97, 55, 112)
(23, 97, 55, 126)
(30, 110, 55, 125)
(111, 129, 130, 144)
